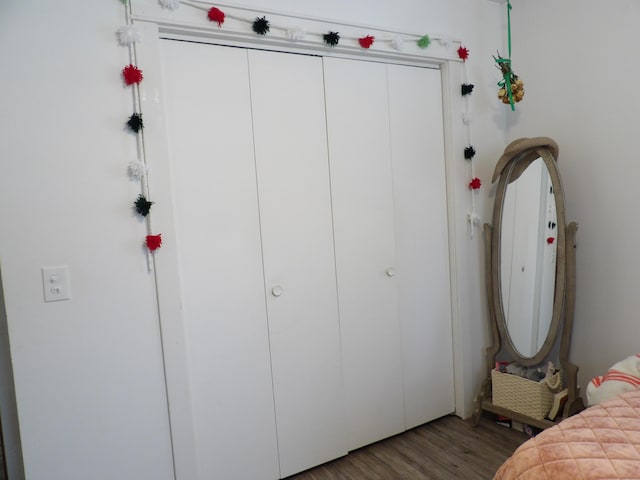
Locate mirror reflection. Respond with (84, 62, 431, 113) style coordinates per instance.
(500, 157, 557, 358)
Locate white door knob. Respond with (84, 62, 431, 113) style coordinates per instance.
(271, 286, 283, 297)
(386, 267, 396, 277)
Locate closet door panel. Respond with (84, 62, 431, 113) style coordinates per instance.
(160, 41, 280, 480)
(387, 65, 455, 428)
(323, 57, 405, 450)
(248, 50, 346, 477)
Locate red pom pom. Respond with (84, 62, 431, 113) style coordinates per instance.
(469, 177, 481, 190)
(122, 64, 143, 85)
(547, 237, 555, 245)
(457, 46, 470, 61)
(207, 7, 225, 26)
(146, 234, 162, 252)
(358, 35, 375, 49)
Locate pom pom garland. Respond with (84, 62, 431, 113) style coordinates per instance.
(464, 146, 476, 160)
(323, 31, 340, 47)
(547, 237, 555, 245)
(462, 112, 472, 126)
(417, 34, 431, 49)
(127, 113, 144, 133)
(390, 35, 404, 51)
(159, 0, 180, 9)
(469, 177, 481, 190)
(135, 195, 154, 217)
(461, 83, 474, 96)
(146, 234, 162, 252)
(122, 64, 143, 85)
(252, 16, 270, 35)
(207, 7, 225, 27)
(457, 46, 470, 61)
(116, 25, 141, 46)
(358, 35, 375, 49)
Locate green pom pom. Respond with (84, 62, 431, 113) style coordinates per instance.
(417, 34, 431, 49)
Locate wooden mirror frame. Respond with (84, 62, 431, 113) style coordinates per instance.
(472, 137, 584, 429)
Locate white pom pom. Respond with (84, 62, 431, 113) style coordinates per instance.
(437, 36, 453, 49)
(462, 112, 473, 125)
(117, 25, 141, 46)
(390, 35, 404, 51)
(159, 0, 180, 10)
(128, 160, 147, 180)
(287, 27, 306, 41)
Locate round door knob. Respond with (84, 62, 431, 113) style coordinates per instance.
(271, 286, 283, 297)
(386, 267, 396, 277)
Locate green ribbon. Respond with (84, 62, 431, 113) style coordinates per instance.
(495, 0, 515, 111)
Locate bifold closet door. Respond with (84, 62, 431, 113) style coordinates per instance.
(160, 41, 280, 479)
(247, 49, 347, 478)
(323, 57, 405, 450)
(387, 65, 455, 428)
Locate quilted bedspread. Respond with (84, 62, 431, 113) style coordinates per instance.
(493, 390, 640, 479)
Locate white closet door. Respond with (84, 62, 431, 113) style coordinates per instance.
(387, 65, 455, 428)
(248, 50, 347, 477)
(323, 57, 405, 450)
(160, 41, 280, 480)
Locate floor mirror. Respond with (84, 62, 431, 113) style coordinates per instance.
(472, 137, 584, 429)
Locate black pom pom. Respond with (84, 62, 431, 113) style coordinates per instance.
(323, 31, 340, 47)
(461, 83, 475, 96)
(464, 146, 476, 160)
(127, 113, 143, 133)
(134, 194, 154, 217)
(252, 16, 270, 35)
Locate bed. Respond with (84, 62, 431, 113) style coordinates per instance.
(493, 390, 640, 479)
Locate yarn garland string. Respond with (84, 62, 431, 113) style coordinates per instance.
(252, 16, 270, 35)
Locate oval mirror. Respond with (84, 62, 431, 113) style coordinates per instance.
(491, 139, 566, 365)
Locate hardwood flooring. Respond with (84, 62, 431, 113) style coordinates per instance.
(286, 415, 528, 480)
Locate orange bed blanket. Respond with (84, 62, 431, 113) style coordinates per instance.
(493, 390, 640, 479)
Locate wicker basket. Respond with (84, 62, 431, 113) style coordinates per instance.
(492, 369, 562, 420)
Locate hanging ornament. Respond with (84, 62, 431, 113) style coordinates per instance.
(128, 160, 147, 181)
(122, 64, 143, 85)
(287, 27, 306, 41)
(495, 52, 524, 110)
(358, 35, 375, 49)
(116, 25, 141, 46)
(469, 177, 481, 190)
(390, 35, 404, 51)
(127, 113, 144, 133)
(134, 195, 154, 217)
(417, 34, 431, 49)
(323, 31, 340, 47)
(207, 7, 225, 27)
(464, 146, 476, 160)
(461, 83, 474, 96)
(159, 0, 180, 10)
(457, 46, 470, 61)
(145, 234, 162, 252)
(252, 16, 270, 35)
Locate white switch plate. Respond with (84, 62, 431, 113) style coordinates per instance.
(42, 266, 71, 302)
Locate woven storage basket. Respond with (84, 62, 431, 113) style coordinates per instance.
(491, 369, 561, 420)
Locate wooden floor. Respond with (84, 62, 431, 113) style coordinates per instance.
(286, 415, 528, 480)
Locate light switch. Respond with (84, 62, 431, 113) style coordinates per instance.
(42, 266, 71, 302)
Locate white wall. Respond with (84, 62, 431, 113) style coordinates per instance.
(0, 0, 506, 478)
(505, 0, 640, 391)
